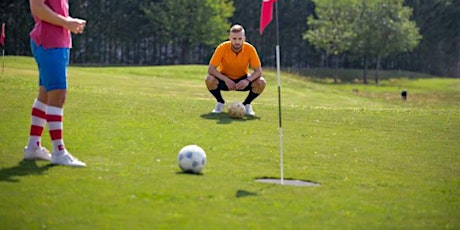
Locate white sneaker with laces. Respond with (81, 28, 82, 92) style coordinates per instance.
(244, 104, 256, 116)
(212, 102, 225, 114)
(24, 146, 52, 161)
(51, 151, 86, 167)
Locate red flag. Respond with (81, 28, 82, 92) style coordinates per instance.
(0, 23, 5, 48)
(259, 0, 276, 35)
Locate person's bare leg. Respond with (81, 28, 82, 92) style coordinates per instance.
(46, 89, 66, 108)
(251, 77, 266, 94)
(24, 86, 52, 161)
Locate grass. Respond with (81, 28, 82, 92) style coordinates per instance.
(0, 56, 459, 229)
(293, 67, 435, 83)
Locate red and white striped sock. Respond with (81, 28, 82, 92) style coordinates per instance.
(27, 99, 47, 149)
(47, 106, 66, 156)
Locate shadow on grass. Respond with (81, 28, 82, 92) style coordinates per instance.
(255, 176, 320, 187)
(200, 113, 260, 124)
(0, 160, 54, 182)
(235, 189, 258, 198)
(175, 171, 205, 176)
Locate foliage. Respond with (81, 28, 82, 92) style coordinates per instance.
(304, 0, 358, 56)
(400, 0, 460, 77)
(141, 0, 234, 63)
(353, 0, 422, 83)
(304, 0, 360, 82)
(370, 0, 421, 56)
(305, 0, 422, 84)
(0, 0, 457, 77)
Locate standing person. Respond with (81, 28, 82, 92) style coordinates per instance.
(23, 0, 86, 167)
(205, 24, 266, 116)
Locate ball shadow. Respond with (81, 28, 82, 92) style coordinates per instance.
(175, 171, 204, 176)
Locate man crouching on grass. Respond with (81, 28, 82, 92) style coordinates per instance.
(205, 24, 266, 116)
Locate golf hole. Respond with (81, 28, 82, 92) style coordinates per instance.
(255, 177, 320, 187)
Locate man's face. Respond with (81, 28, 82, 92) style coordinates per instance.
(229, 31, 245, 52)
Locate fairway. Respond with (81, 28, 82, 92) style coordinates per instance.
(0, 56, 458, 229)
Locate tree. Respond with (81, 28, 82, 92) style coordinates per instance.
(304, 0, 359, 83)
(0, 0, 455, 78)
(306, 0, 421, 84)
(0, 0, 32, 56)
(403, 0, 459, 78)
(351, 0, 421, 84)
(141, 0, 234, 64)
(231, 0, 319, 70)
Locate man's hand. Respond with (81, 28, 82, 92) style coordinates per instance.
(225, 79, 237, 90)
(236, 79, 250, 90)
(66, 17, 86, 34)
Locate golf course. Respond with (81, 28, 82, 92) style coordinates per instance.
(0, 56, 458, 229)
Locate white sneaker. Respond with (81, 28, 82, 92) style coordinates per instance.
(24, 146, 52, 161)
(51, 151, 86, 167)
(212, 102, 225, 114)
(244, 104, 256, 116)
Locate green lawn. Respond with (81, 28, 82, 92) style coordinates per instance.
(0, 56, 458, 229)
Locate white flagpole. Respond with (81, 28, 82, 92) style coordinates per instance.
(274, 0, 284, 185)
(1, 23, 4, 76)
(1, 48, 4, 75)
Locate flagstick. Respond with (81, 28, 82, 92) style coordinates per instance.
(274, 0, 284, 185)
(1, 48, 4, 75)
(1, 23, 3, 76)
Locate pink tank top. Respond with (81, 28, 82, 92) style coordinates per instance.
(30, 0, 71, 49)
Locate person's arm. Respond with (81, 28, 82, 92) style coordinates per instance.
(247, 44, 263, 82)
(208, 65, 228, 81)
(235, 66, 262, 90)
(29, 0, 86, 34)
(208, 65, 237, 90)
(247, 66, 262, 82)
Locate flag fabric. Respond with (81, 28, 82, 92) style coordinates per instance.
(259, 0, 276, 35)
(0, 23, 5, 48)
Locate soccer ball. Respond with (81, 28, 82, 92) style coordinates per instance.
(177, 145, 206, 174)
(228, 102, 245, 119)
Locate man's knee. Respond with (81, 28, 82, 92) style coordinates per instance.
(252, 77, 266, 93)
(47, 89, 67, 107)
(205, 75, 218, 89)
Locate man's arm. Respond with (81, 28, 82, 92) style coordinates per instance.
(208, 65, 238, 90)
(247, 66, 262, 82)
(208, 65, 229, 81)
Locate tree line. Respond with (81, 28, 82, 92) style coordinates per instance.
(1, 0, 458, 79)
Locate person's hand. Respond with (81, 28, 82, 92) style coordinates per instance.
(225, 79, 237, 90)
(66, 17, 86, 34)
(236, 79, 250, 90)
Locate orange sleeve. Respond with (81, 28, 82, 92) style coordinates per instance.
(248, 45, 261, 69)
(209, 43, 224, 67)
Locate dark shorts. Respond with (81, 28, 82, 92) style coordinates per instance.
(217, 75, 252, 91)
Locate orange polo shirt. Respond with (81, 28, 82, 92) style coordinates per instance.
(209, 41, 261, 80)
